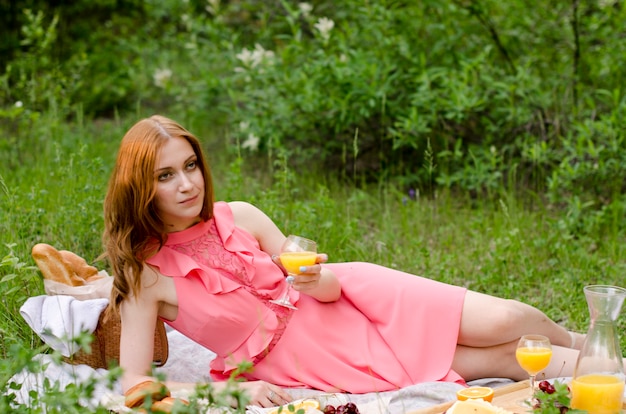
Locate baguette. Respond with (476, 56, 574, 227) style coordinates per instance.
(31, 243, 85, 286)
(59, 249, 100, 281)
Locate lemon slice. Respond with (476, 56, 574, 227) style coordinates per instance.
(456, 386, 495, 402)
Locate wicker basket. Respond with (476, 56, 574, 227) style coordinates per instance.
(30, 244, 169, 369)
(63, 306, 168, 369)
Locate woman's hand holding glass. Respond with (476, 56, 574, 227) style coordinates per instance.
(286, 255, 327, 291)
(270, 235, 319, 309)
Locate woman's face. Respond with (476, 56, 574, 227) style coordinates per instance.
(154, 136, 205, 232)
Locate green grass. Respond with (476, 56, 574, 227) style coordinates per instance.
(1, 112, 624, 411)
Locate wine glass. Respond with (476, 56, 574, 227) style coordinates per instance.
(515, 334, 553, 407)
(269, 235, 318, 310)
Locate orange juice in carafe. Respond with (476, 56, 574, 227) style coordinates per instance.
(570, 374, 624, 413)
(571, 285, 626, 414)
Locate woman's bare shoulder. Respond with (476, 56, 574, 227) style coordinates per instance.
(226, 201, 285, 252)
(228, 200, 259, 214)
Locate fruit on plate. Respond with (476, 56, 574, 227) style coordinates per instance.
(324, 402, 360, 414)
(456, 386, 495, 402)
(269, 399, 320, 414)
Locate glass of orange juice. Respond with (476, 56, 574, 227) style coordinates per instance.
(269, 235, 317, 310)
(515, 334, 553, 407)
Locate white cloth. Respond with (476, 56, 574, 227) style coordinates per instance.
(19, 295, 109, 357)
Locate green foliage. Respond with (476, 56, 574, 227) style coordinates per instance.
(1, 0, 626, 410)
(532, 380, 585, 414)
(1, 111, 625, 410)
(0, 9, 87, 119)
(0, 341, 252, 412)
(2, 0, 626, 239)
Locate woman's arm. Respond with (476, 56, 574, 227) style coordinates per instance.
(229, 201, 341, 302)
(119, 290, 163, 392)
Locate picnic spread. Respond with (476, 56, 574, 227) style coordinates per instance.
(10, 244, 521, 413)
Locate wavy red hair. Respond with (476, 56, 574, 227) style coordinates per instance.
(103, 115, 214, 315)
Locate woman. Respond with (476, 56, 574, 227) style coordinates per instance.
(103, 115, 583, 407)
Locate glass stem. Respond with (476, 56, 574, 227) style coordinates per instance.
(529, 374, 536, 400)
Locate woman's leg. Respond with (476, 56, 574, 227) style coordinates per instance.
(457, 290, 584, 349)
(452, 343, 580, 381)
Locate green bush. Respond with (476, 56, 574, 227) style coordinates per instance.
(3, 0, 625, 221)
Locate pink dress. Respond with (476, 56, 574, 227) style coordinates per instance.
(146, 202, 467, 393)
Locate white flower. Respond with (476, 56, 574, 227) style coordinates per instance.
(242, 133, 260, 151)
(298, 3, 313, 17)
(250, 43, 274, 67)
(236, 44, 275, 69)
(153, 68, 172, 88)
(314, 17, 334, 42)
(15, 101, 23, 108)
(235, 48, 254, 66)
(239, 121, 250, 131)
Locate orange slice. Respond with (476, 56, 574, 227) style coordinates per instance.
(456, 386, 495, 402)
(269, 399, 320, 414)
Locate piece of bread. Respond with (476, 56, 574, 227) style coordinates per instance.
(124, 381, 171, 408)
(59, 249, 100, 280)
(31, 243, 85, 286)
(151, 397, 189, 413)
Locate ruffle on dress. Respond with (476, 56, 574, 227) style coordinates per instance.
(147, 247, 239, 295)
(146, 202, 294, 378)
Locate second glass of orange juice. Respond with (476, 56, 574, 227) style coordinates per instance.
(515, 334, 553, 406)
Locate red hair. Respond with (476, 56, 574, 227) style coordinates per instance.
(103, 115, 214, 315)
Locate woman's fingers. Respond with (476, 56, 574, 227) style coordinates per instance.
(316, 253, 328, 264)
(268, 387, 292, 406)
(242, 382, 293, 407)
(292, 277, 319, 290)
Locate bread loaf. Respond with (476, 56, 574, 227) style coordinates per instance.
(124, 381, 171, 408)
(151, 397, 188, 413)
(31, 243, 85, 286)
(59, 249, 100, 281)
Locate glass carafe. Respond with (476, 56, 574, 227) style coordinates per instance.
(570, 285, 626, 414)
